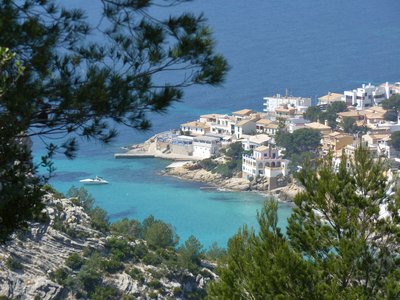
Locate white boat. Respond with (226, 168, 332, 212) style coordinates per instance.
(79, 176, 109, 185)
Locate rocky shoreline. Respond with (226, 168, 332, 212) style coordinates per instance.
(0, 194, 216, 299)
(162, 162, 303, 202)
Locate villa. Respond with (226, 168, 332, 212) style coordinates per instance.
(241, 134, 271, 151)
(242, 144, 289, 189)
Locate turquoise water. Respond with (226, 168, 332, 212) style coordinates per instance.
(47, 151, 292, 247)
(32, 0, 400, 248)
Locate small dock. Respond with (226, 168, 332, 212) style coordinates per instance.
(114, 152, 154, 159)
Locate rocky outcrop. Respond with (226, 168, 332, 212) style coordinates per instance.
(163, 162, 292, 195)
(0, 194, 215, 299)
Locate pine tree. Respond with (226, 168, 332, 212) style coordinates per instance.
(0, 0, 228, 240)
(207, 147, 400, 299)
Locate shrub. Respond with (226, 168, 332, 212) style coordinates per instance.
(50, 267, 69, 284)
(142, 216, 179, 249)
(90, 285, 119, 300)
(205, 242, 227, 261)
(143, 252, 162, 266)
(110, 218, 142, 240)
(101, 257, 124, 274)
(132, 243, 148, 259)
(65, 253, 85, 270)
(177, 235, 204, 272)
(5, 256, 23, 271)
(127, 267, 145, 283)
(148, 279, 162, 289)
(66, 186, 95, 213)
(90, 207, 110, 233)
(148, 291, 158, 299)
(106, 237, 133, 261)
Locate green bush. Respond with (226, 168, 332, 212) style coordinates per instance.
(101, 257, 124, 274)
(50, 267, 69, 284)
(142, 216, 179, 249)
(106, 237, 133, 261)
(127, 267, 145, 283)
(177, 235, 204, 272)
(90, 285, 119, 300)
(132, 243, 148, 259)
(148, 291, 158, 299)
(5, 256, 23, 271)
(110, 218, 142, 240)
(148, 279, 162, 289)
(66, 186, 95, 213)
(65, 253, 85, 270)
(76, 264, 102, 295)
(143, 252, 162, 266)
(205, 242, 226, 261)
(90, 207, 110, 233)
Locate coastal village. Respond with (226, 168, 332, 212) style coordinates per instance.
(116, 81, 400, 195)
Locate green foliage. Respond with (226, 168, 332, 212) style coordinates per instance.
(105, 237, 133, 261)
(304, 102, 347, 128)
(382, 94, 400, 113)
(342, 117, 368, 134)
(303, 106, 321, 122)
(199, 142, 244, 178)
(276, 128, 321, 162)
(90, 207, 110, 233)
(65, 253, 85, 270)
(148, 279, 163, 289)
(5, 256, 23, 271)
(390, 131, 400, 151)
(208, 148, 400, 299)
(177, 235, 204, 272)
(110, 218, 142, 240)
(384, 110, 398, 122)
(205, 242, 226, 261)
(91, 286, 120, 300)
(50, 267, 69, 285)
(0, 0, 228, 241)
(127, 267, 145, 283)
(143, 252, 163, 266)
(142, 215, 179, 249)
(67, 186, 95, 214)
(101, 257, 125, 274)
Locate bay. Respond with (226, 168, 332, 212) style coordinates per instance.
(33, 0, 400, 247)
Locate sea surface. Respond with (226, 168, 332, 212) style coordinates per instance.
(32, 0, 400, 248)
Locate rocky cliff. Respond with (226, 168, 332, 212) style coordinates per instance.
(0, 194, 215, 299)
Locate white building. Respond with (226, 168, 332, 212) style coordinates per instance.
(234, 119, 256, 139)
(180, 121, 210, 136)
(241, 134, 271, 151)
(193, 136, 221, 158)
(342, 83, 389, 110)
(242, 145, 289, 180)
(263, 94, 311, 113)
(209, 115, 236, 135)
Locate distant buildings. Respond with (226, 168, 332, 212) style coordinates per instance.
(342, 83, 390, 110)
(263, 94, 311, 113)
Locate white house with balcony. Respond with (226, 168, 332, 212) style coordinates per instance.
(263, 94, 311, 113)
(193, 136, 221, 158)
(242, 145, 289, 181)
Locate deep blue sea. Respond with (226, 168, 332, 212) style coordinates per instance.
(32, 0, 400, 248)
